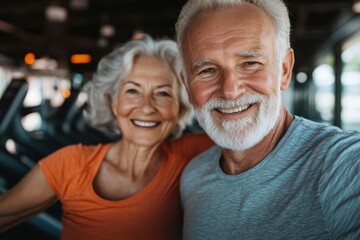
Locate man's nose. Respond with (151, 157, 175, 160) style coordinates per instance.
(220, 70, 245, 100)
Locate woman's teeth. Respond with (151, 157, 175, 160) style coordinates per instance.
(132, 120, 158, 127)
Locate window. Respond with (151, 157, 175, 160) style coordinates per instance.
(341, 34, 360, 131)
(312, 54, 335, 126)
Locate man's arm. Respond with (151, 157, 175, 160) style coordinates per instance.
(320, 138, 360, 239)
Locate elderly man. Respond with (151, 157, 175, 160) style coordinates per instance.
(175, 0, 360, 239)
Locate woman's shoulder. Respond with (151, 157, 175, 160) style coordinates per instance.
(171, 132, 211, 145)
(178, 132, 211, 141)
(39, 143, 110, 170)
(166, 132, 214, 157)
(60, 142, 110, 153)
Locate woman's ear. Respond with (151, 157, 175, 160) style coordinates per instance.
(111, 98, 118, 116)
(178, 102, 185, 120)
(280, 48, 295, 90)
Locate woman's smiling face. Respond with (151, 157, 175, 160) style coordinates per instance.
(112, 55, 181, 147)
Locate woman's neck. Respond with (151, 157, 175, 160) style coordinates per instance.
(107, 140, 164, 180)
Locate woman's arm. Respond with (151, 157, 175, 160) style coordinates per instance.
(0, 165, 58, 233)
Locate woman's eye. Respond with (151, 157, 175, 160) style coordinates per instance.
(157, 91, 171, 97)
(126, 88, 138, 94)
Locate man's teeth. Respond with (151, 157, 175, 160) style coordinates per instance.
(218, 104, 250, 114)
(133, 120, 157, 127)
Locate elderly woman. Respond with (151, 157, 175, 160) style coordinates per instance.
(0, 35, 213, 239)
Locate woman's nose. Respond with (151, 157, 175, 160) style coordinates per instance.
(141, 95, 156, 114)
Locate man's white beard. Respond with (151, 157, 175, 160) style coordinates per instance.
(195, 92, 281, 151)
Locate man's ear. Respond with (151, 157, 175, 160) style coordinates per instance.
(280, 48, 295, 90)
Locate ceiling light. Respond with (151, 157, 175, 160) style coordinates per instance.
(296, 72, 308, 84)
(24, 53, 36, 65)
(70, 54, 92, 64)
(69, 0, 88, 10)
(100, 24, 115, 37)
(31, 57, 58, 70)
(97, 38, 108, 48)
(353, 0, 360, 13)
(45, 5, 68, 22)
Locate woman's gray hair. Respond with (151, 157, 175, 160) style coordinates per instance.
(175, 0, 291, 64)
(83, 34, 194, 139)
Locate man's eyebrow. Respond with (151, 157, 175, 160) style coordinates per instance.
(191, 50, 264, 71)
(191, 59, 213, 72)
(236, 50, 264, 58)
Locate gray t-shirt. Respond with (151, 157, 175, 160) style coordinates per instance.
(181, 116, 360, 240)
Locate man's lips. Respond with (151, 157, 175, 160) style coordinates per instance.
(216, 104, 252, 114)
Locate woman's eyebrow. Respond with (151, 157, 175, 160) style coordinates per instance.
(123, 81, 173, 89)
(122, 81, 140, 87)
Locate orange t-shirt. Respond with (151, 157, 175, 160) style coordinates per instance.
(38, 133, 213, 240)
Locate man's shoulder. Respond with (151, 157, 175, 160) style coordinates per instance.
(180, 145, 221, 202)
(291, 116, 360, 145)
(183, 145, 220, 175)
(190, 144, 220, 162)
(254, 116, 360, 169)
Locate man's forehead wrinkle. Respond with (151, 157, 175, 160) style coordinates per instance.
(187, 18, 265, 72)
(190, 26, 242, 47)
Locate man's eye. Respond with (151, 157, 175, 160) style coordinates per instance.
(245, 61, 260, 66)
(199, 68, 216, 75)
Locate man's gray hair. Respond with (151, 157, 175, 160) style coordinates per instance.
(83, 34, 194, 138)
(175, 0, 291, 61)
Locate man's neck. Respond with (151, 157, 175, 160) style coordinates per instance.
(221, 108, 294, 175)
